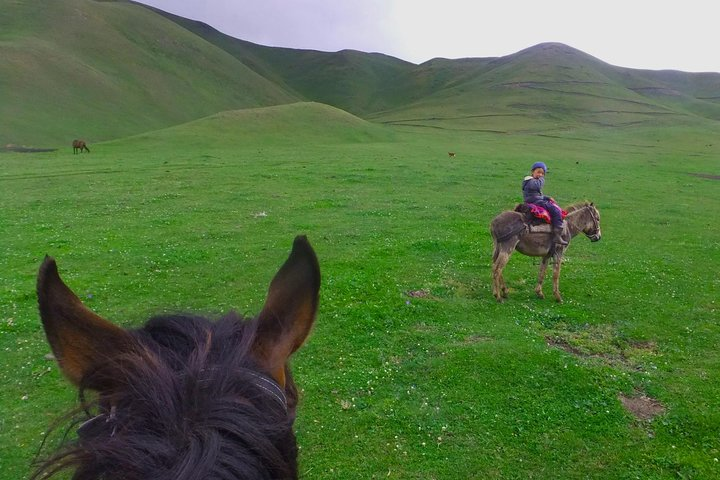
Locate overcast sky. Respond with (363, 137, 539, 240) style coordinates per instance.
(136, 0, 719, 73)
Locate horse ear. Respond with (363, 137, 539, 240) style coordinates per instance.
(37, 257, 133, 388)
(253, 236, 320, 387)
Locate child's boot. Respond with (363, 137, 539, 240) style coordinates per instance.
(553, 226, 568, 246)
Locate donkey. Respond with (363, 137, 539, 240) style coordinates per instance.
(34, 236, 320, 479)
(490, 202, 601, 303)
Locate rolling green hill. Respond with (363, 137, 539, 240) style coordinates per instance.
(142, 7, 422, 116)
(142, 9, 720, 134)
(366, 43, 720, 133)
(3, 0, 720, 146)
(117, 102, 395, 150)
(0, 0, 297, 146)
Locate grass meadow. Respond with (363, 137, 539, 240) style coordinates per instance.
(1, 108, 719, 478)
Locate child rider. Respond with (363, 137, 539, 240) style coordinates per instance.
(522, 162, 568, 246)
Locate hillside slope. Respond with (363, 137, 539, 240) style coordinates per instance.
(159, 9, 720, 133)
(368, 43, 720, 133)
(118, 102, 395, 149)
(0, 0, 297, 146)
(4, 0, 720, 145)
(141, 7, 421, 116)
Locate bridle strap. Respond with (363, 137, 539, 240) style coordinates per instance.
(583, 205, 600, 239)
(242, 369, 288, 413)
(77, 405, 117, 438)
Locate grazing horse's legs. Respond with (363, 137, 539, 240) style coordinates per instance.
(535, 256, 550, 299)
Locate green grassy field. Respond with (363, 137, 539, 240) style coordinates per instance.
(1, 104, 719, 478)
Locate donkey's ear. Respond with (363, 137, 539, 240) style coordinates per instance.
(37, 257, 133, 388)
(254, 236, 320, 387)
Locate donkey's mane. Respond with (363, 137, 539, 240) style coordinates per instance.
(565, 201, 593, 214)
(35, 313, 297, 480)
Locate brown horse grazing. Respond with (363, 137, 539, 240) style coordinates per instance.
(448, 152, 456, 157)
(490, 202, 601, 303)
(72, 139, 90, 154)
(33, 236, 320, 480)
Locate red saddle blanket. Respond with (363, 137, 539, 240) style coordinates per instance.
(515, 203, 567, 223)
(522, 202, 568, 224)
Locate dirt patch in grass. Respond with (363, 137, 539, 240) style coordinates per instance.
(406, 289, 432, 298)
(546, 336, 588, 357)
(689, 173, 720, 180)
(546, 327, 666, 422)
(544, 324, 659, 372)
(628, 340, 657, 352)
(618, 391, 666, 421)
(2, 144, 56, 153)
(460, 334, 493, 345)
(405, 289, 445, 301)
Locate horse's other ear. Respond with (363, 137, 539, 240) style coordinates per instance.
(254, 236, 320, 387)
(37, 256, 133, 388)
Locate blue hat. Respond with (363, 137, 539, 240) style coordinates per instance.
(531, 162, 547, 172)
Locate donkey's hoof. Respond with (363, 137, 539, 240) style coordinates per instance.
(535, 291, 545, 299)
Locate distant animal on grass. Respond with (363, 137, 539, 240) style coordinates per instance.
(490, 202, 601, 303)
(34, 236, 320, 480)
(72, 139, 90, 154)
(448, 152, 456, 157)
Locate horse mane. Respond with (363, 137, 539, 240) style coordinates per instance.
(565, 201, 593, 214)
(34, 313, 298, 480)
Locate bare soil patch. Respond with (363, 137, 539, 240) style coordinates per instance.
(405, 289, 431, 298)
(689, 173, 720, 180)
(546, 336, 587, 357)
(628, 340, 658, 352)
(2, 144, 56, 153)
(460, 334, 493, 345)
(618, 392, 666, 421)
(544, 326, 659, 372)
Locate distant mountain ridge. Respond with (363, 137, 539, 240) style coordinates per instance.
(2, 0, 719, 145)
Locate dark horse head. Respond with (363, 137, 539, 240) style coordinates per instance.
(34, 236, 320, 480)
